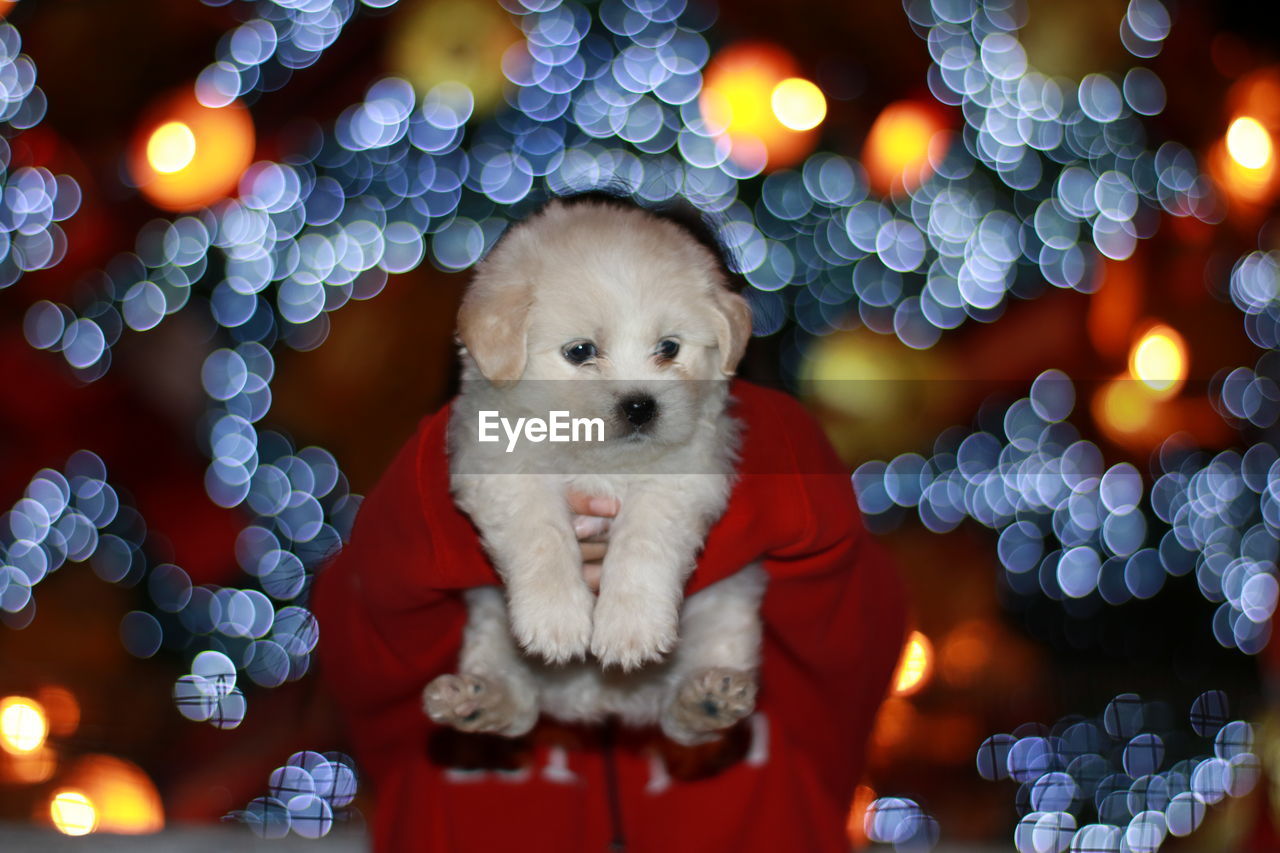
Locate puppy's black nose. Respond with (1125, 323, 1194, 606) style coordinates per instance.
(620, 395, 657, 427)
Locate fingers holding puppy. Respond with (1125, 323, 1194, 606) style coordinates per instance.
(570, 491, 616, 593)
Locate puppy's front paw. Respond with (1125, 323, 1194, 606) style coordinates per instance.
(508, 578, 594, 665)
(661, 668, 757, 745)
(423, 674, 533, 736)
(590, 592, 677, 671)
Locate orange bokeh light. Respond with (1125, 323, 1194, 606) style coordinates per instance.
(699, 42, 821, 173)
(871, 696, 919, 753)
(35, 686, 80, 738)
(862, 101, 947, 196)
(129, 90, 255, 212)
(1212, 70, 1280, 208)
(891, 630, 934, 697)
(3, 746, 57, 785)
(1092, 375, 1159, 436)
(61, 755, 164, 834)
(1127, 322, 1187, 398)
(939, 620, 996, 688)
(0, 696, 47, 755)
(846, 784, 877, 849)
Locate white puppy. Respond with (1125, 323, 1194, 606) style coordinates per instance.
(423, 195, 766, 745)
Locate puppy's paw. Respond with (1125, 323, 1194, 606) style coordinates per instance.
(423, 674, 534, 736)
(508, 578, 594, 665)
(590, 592, 677, 671)
(661, 668, 757, 746)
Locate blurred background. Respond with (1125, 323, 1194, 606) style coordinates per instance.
(0, 0, 1278, 849)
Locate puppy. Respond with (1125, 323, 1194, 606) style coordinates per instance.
(423, 195, 765, 745)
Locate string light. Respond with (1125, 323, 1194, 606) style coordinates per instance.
(227, 751, 358, 839)
(978, 692, 1257, 852)
(0, 22, 81, 291)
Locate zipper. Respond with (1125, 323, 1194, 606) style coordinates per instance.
(600, 718, 627, 852)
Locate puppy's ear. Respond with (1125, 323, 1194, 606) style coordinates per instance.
(710, 287, 752, 376)
(457, 272, 533, 386)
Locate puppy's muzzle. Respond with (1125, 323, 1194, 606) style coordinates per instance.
(619, 394, 657, 428)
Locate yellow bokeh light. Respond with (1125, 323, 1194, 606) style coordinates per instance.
(387, 0, 522, 115)
(771, 78, 827, 132)
(64, 755, 165, 834)
(130, 91, 255, 212)
(892, 631, 934, 697)
(0, 696, 48, 755)
(699, 42, 818, 172)
(146, 121, 197, 174)
(863, 101, 945, 195)
(1093, 378, 1157, 435)
(1226, 116, 1273, 171)
(50, 790, 97, 836)
(1128, 324, 1187, 396)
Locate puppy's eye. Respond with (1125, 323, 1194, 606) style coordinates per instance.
(563, 341, 598, 365)
(656, 339, 680, 360)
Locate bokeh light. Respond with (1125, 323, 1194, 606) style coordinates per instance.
(979, 691, 1259, 850)
(0, 696, 48, 755)
(146, 121, 198, 174)
(387, 0, 519, 114)
(1128, 323, 1187, 396)
(771, 77, 827, 132)
(1213, 110, 1277, 205)
(864, 795, 939, 849)
(1226, 117, 1272, 171)
(846, 784, 876, 847)
(50, 789, 97, 836)
(700, 42, 817, 171)
(228, 751, 358, 839)
(63, 755, 164, 834)
(892, 630, 934, 697)
(129, 91, 255, 212)
(862, 101, 945, 196)
(36, 686, 80, 737)
(8, 0, 1278, 848)
(1094, 377, 1159, 436)
(3, 746, 57, 785)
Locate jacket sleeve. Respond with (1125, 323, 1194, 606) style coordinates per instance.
(685, 383, 873, 595)
(310, 407, 497, 734)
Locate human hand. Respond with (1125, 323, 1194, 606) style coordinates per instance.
(568, 492, 618, 593)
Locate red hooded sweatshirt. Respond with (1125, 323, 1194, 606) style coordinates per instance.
(312, 380, 907, 853)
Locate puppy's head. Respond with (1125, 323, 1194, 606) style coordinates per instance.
(457, 194, 751, 446)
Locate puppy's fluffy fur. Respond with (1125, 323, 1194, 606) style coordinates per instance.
(424, 196, 765, 745)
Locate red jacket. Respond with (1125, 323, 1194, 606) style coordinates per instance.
(312, 380, 907, 853)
